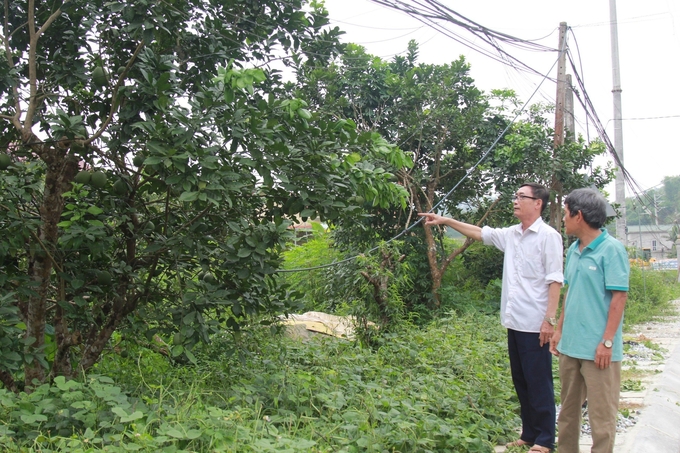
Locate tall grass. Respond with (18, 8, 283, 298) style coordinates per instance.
(624, 267, 680, 327)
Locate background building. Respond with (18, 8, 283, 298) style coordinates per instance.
(626, 224, 674, 261)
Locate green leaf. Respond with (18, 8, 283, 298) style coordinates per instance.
(165, 427, 186, 438)
(297, 108, 312, 120)
(346, 153, 361, 165)
(120, 410, 144, 423)
(224, 88, 234, 103)
(179, 191, 199, 202)
(184, 349, 197, 364)
(146, 141, 166, 154)
(20, 414, 48, 424)
(182, 312, 196, 325)
(357, 437, 370, 447)
(112, 406, 128, 418)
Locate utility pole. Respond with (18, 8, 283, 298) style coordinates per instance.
(610, 0, 627, 245)
(677, 239, 680, 283)
(549, 22, 568, 232)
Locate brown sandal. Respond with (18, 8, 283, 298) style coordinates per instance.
(528, 445, 551, 453)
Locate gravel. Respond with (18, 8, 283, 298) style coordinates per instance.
(554, 403, 641, 436)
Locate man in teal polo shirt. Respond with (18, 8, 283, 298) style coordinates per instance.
(550, 188, 629, 453)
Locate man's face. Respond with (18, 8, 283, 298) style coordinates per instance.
(563, 204, 577, 235)
(512, 186, 540, 219)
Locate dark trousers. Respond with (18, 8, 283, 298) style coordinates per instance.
(507, 328, 556, 449)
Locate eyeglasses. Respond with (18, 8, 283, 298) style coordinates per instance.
(512, 194, 538, 201)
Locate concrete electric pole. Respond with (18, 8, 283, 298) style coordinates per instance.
(610, 0, 627, 245)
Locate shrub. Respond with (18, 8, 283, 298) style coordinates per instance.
(624, 268, 680, 327)
(460, 242, 504, 286)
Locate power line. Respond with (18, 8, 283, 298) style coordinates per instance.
(565, 43, 651, 208)
(613, 114, 680, 122)
(358, 0, 653, 209)
(328, 18, 423, 31)
(363, 0, 558, 81)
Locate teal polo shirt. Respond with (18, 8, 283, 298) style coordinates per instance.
(557, 229, 630, 362)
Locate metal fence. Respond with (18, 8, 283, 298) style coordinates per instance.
(651, 259, 678, 270)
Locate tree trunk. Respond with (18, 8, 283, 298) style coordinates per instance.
(0, 370, 17, 393)
(77, 297, 132, 373)
(418, 198, 500, 308)
(23, 146, 79, 389)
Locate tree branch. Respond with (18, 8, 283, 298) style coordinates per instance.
(440, 197, 501, 272)
(23, 1, 70, 132)
(28, 228, 64, 274)
(24, 0, 39, 132)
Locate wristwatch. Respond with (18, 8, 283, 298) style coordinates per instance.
(602, 339, 613, 348)
(544, 316, 557, 327)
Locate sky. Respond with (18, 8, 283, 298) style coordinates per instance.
(322, 0, 680, 198)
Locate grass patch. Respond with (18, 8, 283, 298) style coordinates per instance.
(620, 379, 644, 392)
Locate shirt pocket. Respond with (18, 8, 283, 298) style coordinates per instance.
(521, 257, 544, 278)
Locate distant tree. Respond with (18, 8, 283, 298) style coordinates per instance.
(662, 175, 680, 224)
(624, 175, 680, 227)
(668, 224, 679, 258)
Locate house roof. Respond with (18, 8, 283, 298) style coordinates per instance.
(626, 224, 674, 234)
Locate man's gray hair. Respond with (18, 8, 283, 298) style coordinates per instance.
(564, 188, 608, 229)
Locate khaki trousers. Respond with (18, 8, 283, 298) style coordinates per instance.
(557, 355, 621, 453)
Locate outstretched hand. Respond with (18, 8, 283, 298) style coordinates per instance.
(418, 212, 446, 226)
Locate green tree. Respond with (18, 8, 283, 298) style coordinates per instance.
(296, 41, 613, 308)
(662, 175, 680, 224)
(0, 0, 410, 391)
(297, 41, 496, 307)
(624, 175, 680, 227)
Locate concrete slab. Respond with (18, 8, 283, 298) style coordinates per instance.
(618, 332, 680, 453)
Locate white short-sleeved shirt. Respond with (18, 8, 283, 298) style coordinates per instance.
(481, 217, 564, 333)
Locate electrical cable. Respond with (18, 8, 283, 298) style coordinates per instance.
(328, 18, 423, 31)
(565, 50, 654, 209)
(567, 28, 591, 142)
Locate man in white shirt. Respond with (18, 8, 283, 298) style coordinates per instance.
(419, 183, 563, 453)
